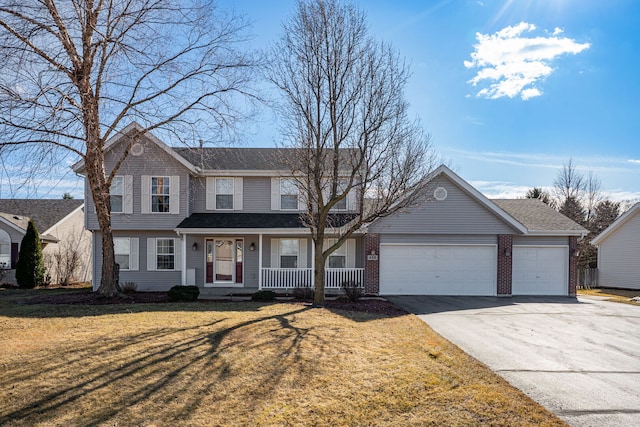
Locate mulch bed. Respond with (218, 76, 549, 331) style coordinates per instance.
(21, 289, 407, 316)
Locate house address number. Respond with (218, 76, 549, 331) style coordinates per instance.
(367, 254, 378, 261)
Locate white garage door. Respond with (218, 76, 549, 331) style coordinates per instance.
(512, 246, 568, 295)
(379, 245, 497, 295)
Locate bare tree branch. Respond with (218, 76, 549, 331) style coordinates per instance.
(267, 0, 436, 305)
(0, 0, 258, 296)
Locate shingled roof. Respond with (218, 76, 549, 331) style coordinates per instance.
(0, 199, 83, 233)
(176, 212, 357, 229)
(493, 199, 587, 235)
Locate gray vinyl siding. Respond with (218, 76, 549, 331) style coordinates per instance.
(512, 236, 568, 246)
(93, 231, 182, 291)
(597, 212, 640, 289)
(369, 176, 518, 235)
(190, 176, 271, 213)
(380, 234, 497, 245)
(85, 136, 191, 230)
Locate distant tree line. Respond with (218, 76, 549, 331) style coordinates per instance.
(525, 159, 627, 268)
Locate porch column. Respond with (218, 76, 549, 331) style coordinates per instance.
(311, 239, 315, 289)
(181, 233, 187, 286)
(258, 234, 263, 289)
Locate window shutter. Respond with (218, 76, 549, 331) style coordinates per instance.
(206, 177, 215, 210)
(170, 176, 180, 214)
(141, 176, 151, 214)
(347, 186, 357, 211)
(124, 175, 133, 214)
(298, 182, 306, 211)
(270, 238, 279, 268)
(271, 178, 280, 211)
(147, 238, 156, 271)
(174, 238, 182, 271)
(346, 239, 356, 268)
(234, 177, 243, 210)
(130, 238, 139, 271)
(298, 239, 307, 269)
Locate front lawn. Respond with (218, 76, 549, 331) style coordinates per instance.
(0, 289, 565, 426)
(578, 287, 640, 305)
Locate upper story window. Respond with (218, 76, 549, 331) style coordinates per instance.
(280, 178, 299, 210)
(110, 176, 124, 213)
(141, 175, 179, 215)
(151, 177, 171, 213)
(279, 239, 298, 268)
(333, 179, 348, 211)
(216, 178, 234, 210)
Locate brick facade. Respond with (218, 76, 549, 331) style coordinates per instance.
(364, 233, 380, 295)
(497, 234, 513, 295)
(568, 236, 578, 296)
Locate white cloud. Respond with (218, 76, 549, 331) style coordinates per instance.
(628, 159, 640, 164)
(464, 22, 590, 100)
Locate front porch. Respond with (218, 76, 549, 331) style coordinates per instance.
(175, 213, 366, 291)
(259, 267, 364, 289)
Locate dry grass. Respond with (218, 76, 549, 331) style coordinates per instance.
(0, 289, 565, 426)
(578, 287, 640, 305)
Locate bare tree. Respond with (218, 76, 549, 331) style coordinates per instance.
(583, 171, 604, 228)
(267, 0, 436, 305)
(553, 158, 586, 203)
(0, 0, 257, 296)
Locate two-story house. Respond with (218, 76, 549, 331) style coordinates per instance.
(74, 123, 587, 297)
(74, 123, 364, 295)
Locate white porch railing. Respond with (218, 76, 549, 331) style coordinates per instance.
(260, 268, 364, 289)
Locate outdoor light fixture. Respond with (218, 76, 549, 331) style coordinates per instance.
(192, 242, 198, 251)
(250, 242, 256, 251)
(503, 248, 511, 257)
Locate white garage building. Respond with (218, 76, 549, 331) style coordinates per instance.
(365, 166, 586, 296)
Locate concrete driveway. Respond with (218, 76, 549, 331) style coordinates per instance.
(388, 295, 640, 427)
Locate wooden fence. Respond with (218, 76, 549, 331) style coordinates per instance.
(578, 268, 598, 289)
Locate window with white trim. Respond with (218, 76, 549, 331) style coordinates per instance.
(114, 237, 131, 270)
(327, 239, 346, 268)
(110, 176, 124, 213)
(156, 238, 175, 270)
(279, 239, 298, 268)
(216, 178, 234, 210)
(334, 179, 348, 211)
(151, 177, 171, 213)
(280, 178, 299, 210)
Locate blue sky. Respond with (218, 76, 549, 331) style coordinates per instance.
(4, 0, 639, 202)
(226, 0, 640, 201)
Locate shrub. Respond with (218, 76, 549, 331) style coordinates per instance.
(168, 285, 200, 302)
(120, 281, 138, 294)
(251, 290, 276, 302)
(16, 219, 45, 289)
(341, 280, 362, 302)
(292, 287, 314, 301)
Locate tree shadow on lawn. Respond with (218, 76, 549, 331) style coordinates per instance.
(0, 305, 340, 426)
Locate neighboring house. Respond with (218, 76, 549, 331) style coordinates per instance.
(73, 123, 586, 296)
(591, 202, 640, 290)
(0, 199, 91, 285)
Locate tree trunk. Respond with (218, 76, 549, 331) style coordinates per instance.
(313, 238, 326, 306)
